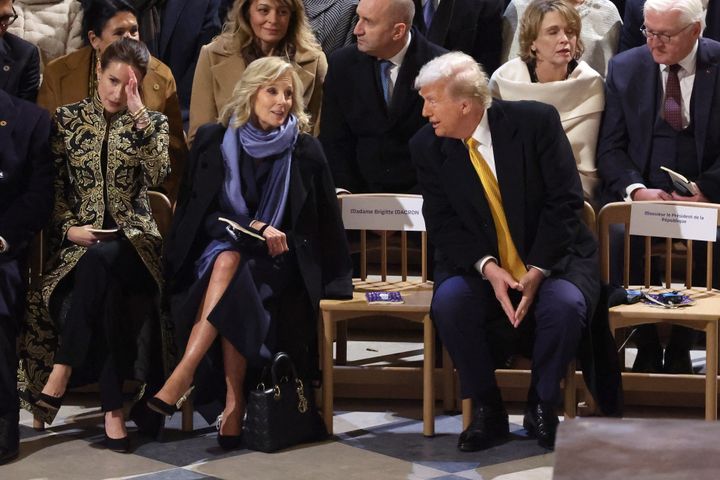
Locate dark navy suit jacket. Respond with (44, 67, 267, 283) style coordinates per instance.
(151, 0, 222, 126)
(0, 89, 53, 257)
(412, 0, 503, 75)
(319, 28, 446, 193)
(597, 38, 720, 203)
(0, 32, 40, 102)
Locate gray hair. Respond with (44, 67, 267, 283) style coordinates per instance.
(414, 51, 492, 109)
(644, 0, 706, 31)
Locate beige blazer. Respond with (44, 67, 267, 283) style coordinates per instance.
(37, 46, 188, 203)
(188, 35, 327, 143)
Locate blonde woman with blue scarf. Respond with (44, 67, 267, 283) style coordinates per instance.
(148, 56, 352, 450)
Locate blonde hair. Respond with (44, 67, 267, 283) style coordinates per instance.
(220, 56, 310, 132)
(414, 51, 492, 110)
(518, 0, 585, 63)
(220, 0, 321, 61)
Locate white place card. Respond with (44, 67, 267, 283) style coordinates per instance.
(629, 203, 718, 241)
(341, 195, 425, 231)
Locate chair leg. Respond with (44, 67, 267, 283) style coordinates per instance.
(442, 347, 455, 412)
(705, 322, 717, 421)
(181, 400, 193, 432)
(422, 316, 435, 437)
(462, 398, 472, 430)
(564, 360, 577, 419)
(322, 315, 335, 435)
(336, 321, 348, 365)
(33, 414, 45, 431)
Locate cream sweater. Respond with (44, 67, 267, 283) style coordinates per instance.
(8, 0, 84, 66)
(489, 58, 605, 206)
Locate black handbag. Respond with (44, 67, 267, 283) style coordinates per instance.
(244, 352, 327, 452)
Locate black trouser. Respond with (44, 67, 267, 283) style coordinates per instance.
(0, 258, 24, 419)
(54, 238, 152, 412)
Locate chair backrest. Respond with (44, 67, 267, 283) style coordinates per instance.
(582, 201, 596, 236)
(339, 193, 427, 283)
(598, 201, 720, 290)
(148, 190, 173, 239)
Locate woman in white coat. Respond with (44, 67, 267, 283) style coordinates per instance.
(490, 0, 604, 207)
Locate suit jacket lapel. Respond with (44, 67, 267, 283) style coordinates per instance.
(634, 52, 659, 172)
(388, 32, 422, 119)
(440, 138, 496, 244)
(692, 39, 719, 166)
(488, 104, 526, 257)
(427, 0, 454, 46)
(0, 38, 12, 91)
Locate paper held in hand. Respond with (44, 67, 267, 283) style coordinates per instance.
(86, 228, 119, 233)
(660, 166, 699, 196)
(218, 217, 266, 242)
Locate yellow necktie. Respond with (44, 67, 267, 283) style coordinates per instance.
(465, 137, 527, 280)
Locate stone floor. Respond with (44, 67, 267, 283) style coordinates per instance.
(3, 342, 710, 480)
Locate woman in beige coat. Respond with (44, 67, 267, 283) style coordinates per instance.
(189, 0, 326, 143)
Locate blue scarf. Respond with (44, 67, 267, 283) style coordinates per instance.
(195, 115, 298, 278)
(220, 114, 298, 227)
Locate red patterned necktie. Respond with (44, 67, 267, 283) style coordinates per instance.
(664, 64, 683, 131)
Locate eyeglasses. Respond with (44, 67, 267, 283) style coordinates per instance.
(0, 6, 18, 29)
(640, 22, 694, 43)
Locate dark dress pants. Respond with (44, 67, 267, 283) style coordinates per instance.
(432, 274, 587, 406)
(0, 258, 24, 418)
(54, 238, 153, 412)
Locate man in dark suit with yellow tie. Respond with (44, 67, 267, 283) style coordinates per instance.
(410, 51, 600, 451)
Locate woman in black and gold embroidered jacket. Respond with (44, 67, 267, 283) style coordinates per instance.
(19, 38, 169, 453)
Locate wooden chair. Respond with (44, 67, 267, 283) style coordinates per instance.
(320, 193, 441, 436)
(598, 200, 720, 420)
(459, 201, 596, 428)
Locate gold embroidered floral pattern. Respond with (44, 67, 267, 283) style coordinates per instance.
(18, 95, 170, 423)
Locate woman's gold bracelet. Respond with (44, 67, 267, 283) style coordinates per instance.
(130, 106, 148, 121)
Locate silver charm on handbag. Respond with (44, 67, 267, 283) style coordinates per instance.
(296, 379, 308, 413)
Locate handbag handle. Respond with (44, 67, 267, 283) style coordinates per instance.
(270, 352, 300, 386)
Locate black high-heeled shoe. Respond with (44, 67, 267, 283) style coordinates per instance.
(36, 392, 65, 412)
(129, 400, 165, 439)
(146, 386, 194, 417)
(104, 416, 130, 453)
(104, 433, 130, 453)
(216, 414, 242, 451)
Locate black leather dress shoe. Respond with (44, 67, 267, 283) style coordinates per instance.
(632, 346, 663, 373)
(457, 403, 509, 452)
(0, 414, 20, 465)
(523, 403, 559, 450)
